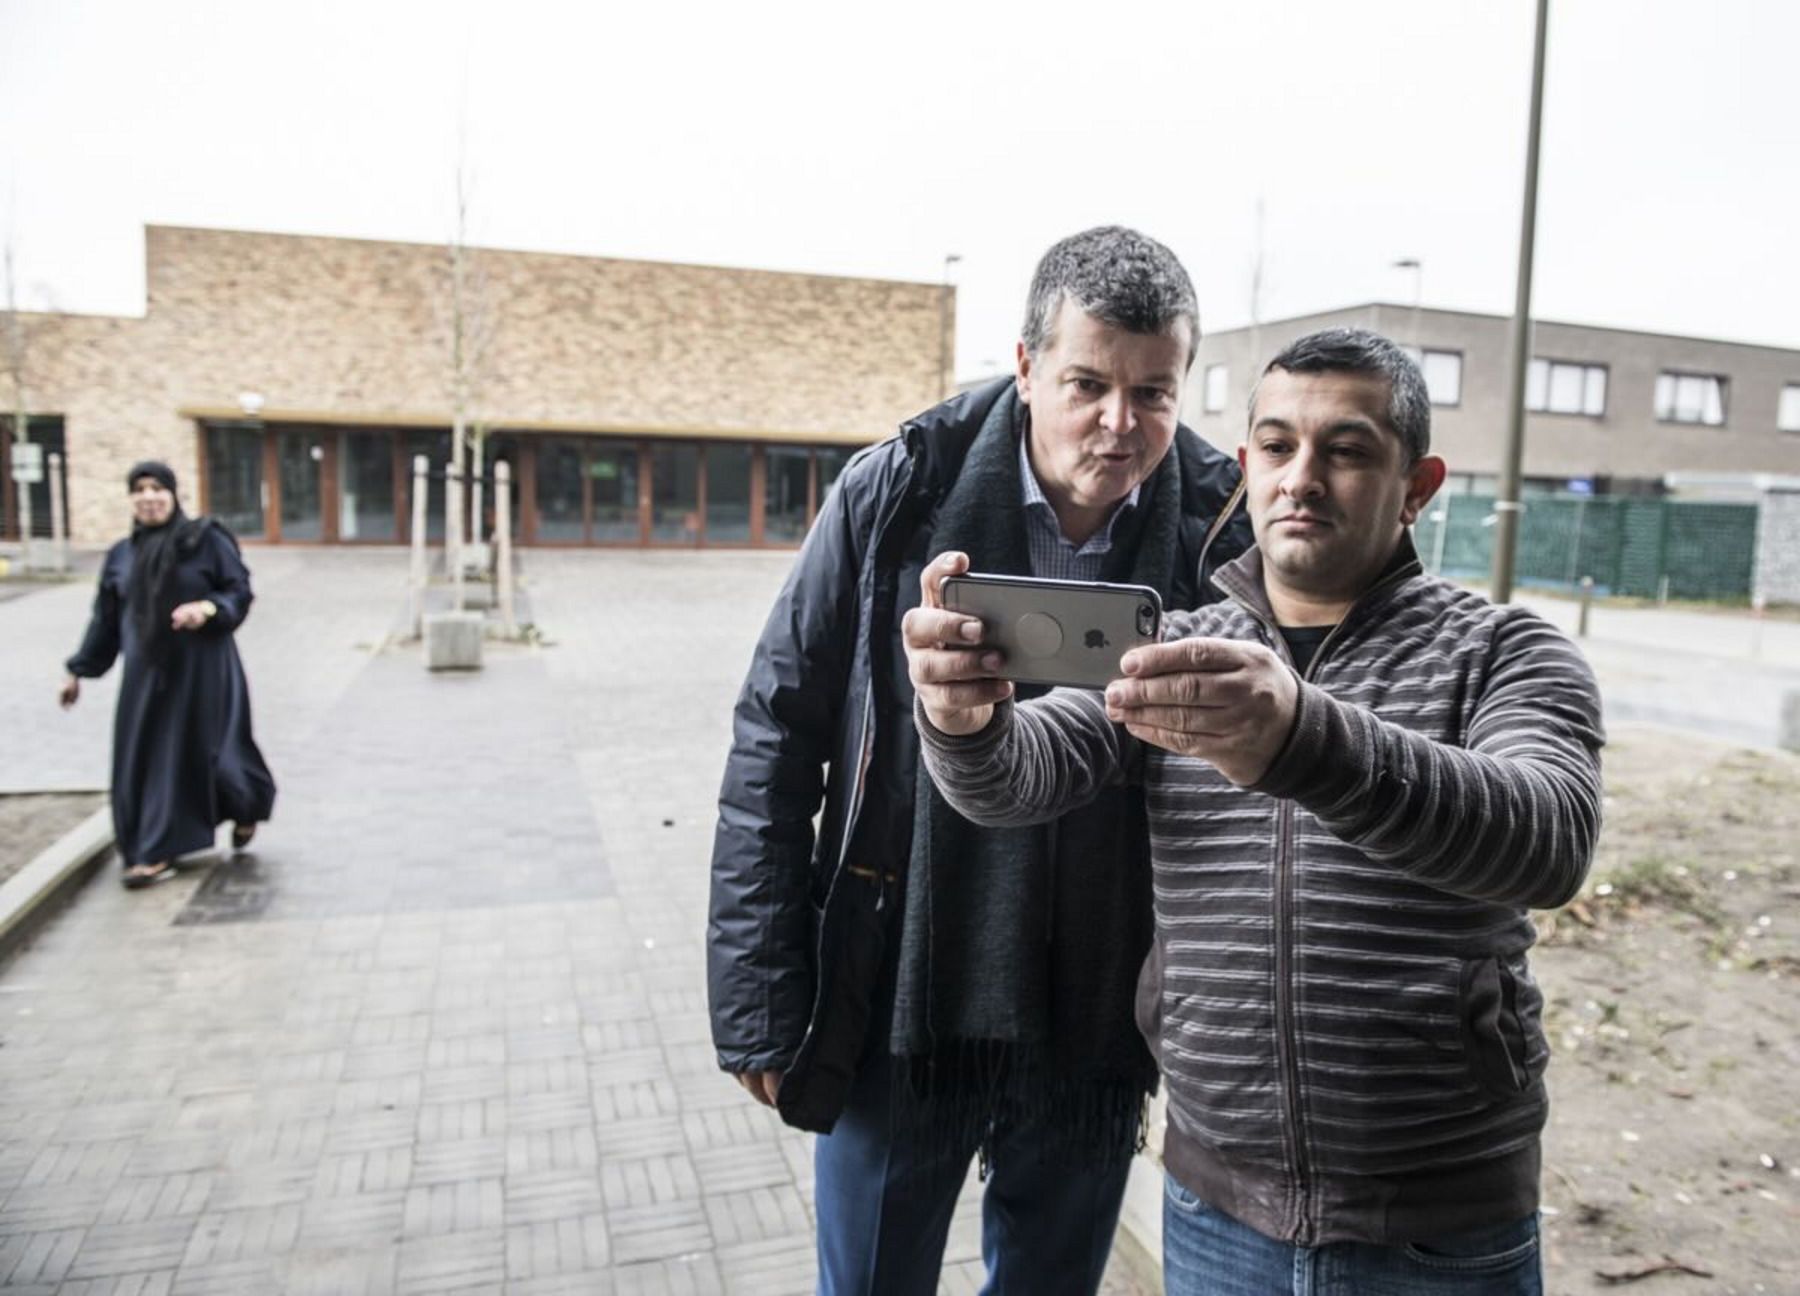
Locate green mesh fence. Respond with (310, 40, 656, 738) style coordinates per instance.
(1411, 495, 1759, 601)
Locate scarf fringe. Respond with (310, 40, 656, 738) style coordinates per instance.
(892, 1039, 1151, 1189)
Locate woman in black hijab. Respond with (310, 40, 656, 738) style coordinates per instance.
(60, 461, 276, 887)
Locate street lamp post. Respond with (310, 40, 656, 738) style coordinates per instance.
(1490, 0, 1552, 605)
(938, 254, 962, 399)
(1391, 257, 1423, 349)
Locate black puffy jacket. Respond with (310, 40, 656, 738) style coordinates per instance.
(706, 379, 1250, 1133)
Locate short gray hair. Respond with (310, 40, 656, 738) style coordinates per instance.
(1254, 326, 1432, 463)
(1021, 226, 1200, 367)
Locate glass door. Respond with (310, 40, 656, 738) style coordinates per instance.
(705, 443, 753, 544)
(589, 441, 640, 542)
(339, 430, 396, 542)
(649, 443, 700, 544)
(276, 430, 324, 541)
(403, 431, 451, 541)
(535, 438, 586, 541)
(763, 446, 811, 543)
(204, 423, 266, 539)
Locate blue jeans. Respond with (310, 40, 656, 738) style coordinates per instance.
(1163, 1176, 1542, 1296)
(813, 1058, 1132, 1295)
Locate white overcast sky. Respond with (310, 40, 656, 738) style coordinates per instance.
(3, 0, 1795, 383)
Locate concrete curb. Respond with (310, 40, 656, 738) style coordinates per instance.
(0, 806, 114, 962)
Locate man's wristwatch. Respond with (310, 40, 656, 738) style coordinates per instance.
(199, 599, 218, 620)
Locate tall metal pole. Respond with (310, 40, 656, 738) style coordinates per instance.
(1391, 258, 1423, 348)
(1490, 0, 1551, 604)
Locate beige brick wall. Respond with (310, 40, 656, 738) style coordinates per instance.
(19, 226, 949, 542)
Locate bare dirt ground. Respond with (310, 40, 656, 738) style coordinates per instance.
(1537, 727, 1800, 1295)
(0, 791, 105, 887)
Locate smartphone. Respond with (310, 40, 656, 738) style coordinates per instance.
(940, 572, 1162, 689)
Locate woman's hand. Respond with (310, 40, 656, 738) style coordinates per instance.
(59, 674, 80, 709)
(170, 599, 218, 631)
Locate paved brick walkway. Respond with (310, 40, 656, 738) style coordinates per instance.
(0, 547, 1152, 1295)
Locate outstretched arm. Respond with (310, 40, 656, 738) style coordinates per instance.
(1105, 611, 1602, 909)
(1255, 613, 1604, 909)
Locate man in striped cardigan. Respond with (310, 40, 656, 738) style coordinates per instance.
(904, 327, 1604, 1295)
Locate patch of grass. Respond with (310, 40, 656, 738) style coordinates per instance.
(1598, 852, 1727, 928)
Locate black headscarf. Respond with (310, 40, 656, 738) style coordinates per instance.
(125, 461, 200, 668)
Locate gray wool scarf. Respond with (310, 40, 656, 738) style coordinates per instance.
(889, 387, 1176, 1168)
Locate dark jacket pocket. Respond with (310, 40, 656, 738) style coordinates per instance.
(776, 876, 889, 1133)
(1459, 954, 1542, 1099)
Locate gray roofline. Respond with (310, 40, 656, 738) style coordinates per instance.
(1204, 302, 1800, 358)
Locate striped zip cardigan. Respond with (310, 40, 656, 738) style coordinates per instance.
(916, 539, 1604, 1245)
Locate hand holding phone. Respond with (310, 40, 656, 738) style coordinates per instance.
(941, 572, 1162, 689)
(903, 552, 1018, 736)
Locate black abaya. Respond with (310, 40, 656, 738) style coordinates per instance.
(65, 522, 277, 867)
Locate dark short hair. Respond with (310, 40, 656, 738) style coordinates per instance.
(1021, 226, 1199, 367)
(1254, 326, 1432, 463)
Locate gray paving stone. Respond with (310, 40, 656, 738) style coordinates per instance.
(179, 1203, 302, 1266)
(0, 549, 1140, 1292)
(284, 1245, 399, 1295)
(169, 1255, 286, 1295)
(610, 1255, 723, 1296)
(57, 1273, 177, 1296)
(410, 1139, 504, 1187)
(501, 1171, 606, 1227)
(399, 1179, 504, 1238)
(596, 1115, 687, 1161)
(690, 1143, 790, 1195)
(712, 1235, 815, 1296)
(605, 1199, 709, 1267)
(703, 1185, 812, 1248)
(0, 1225, 85, 1286)
(311, 1147, 413, 1197)
(394, 1227, 504, 1293)
(64, 1218, 195, 1279)
(414, 1100, 505, 1145)
(296, 1190, 405, 1251)
(96, 1174, 213, 1226)
(503, 1213, 609, 1279)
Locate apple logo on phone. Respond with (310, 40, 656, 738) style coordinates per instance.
(1085, 629, 1110, 650)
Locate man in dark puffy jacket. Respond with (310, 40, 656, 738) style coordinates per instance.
(708, 225, 1250, 1294)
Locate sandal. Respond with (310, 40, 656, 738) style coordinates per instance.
(231, 822, 257, 850)
(122, 861, 178, 890)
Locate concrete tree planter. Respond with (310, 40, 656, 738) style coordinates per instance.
(423, 611, 484, 670)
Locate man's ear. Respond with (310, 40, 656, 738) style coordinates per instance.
(1237, 443, 1248, 475)
(1400, 455, 1448, 526)
(1015, 341, 1033, 405)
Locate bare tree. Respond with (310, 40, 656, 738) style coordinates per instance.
(2, 235, 37, 565)
(433, 156, 497, 607)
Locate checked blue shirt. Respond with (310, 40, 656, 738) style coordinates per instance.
(1018, 429, 1141, 580)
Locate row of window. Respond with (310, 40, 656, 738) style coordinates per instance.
(1201, 356, 1800, 432)
(199, 422, 855, 546)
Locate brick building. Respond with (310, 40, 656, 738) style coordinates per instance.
(2, 226, 949, 547)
